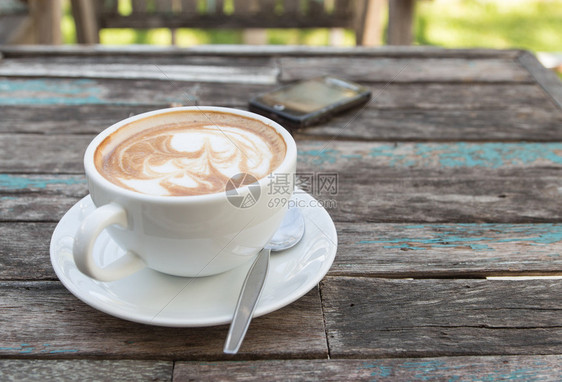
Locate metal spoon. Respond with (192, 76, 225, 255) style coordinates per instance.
(224, 206, 305, 354)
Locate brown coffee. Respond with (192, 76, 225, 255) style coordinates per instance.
(94, 110, 286, 196)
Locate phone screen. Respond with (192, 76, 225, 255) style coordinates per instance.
(257, 77, 365, 116)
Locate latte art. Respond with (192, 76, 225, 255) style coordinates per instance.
(95, 111, 286, 196)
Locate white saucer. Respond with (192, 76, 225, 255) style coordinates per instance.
(50, 191, 337, 327)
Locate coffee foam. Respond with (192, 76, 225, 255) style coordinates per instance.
(94, 111, 286, 196)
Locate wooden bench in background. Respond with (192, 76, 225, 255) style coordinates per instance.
(71, 0, 419, 46)
(0, 0, 62, 44)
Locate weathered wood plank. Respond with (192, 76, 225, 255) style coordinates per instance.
(3, 141, 562, 222)
(332, 223, 562, 277)
(0, 55, 533, 86)
(0, 45, 523, 59)
(174, 355, 562, 381)
(363, 82, 558, 110)
(5, 137, 562, 173)
(0, 78, 268, 107)
(0, 282, 326, 359)
(0, 79, 556, 114)
(5, 172, 561, 223)
(327, 177, 562, 223)
(321, 277, 562, 357)
(4, 104, 559, 141)
(0, 135, 93, 173)
(0, 60, 279, 84)
(2, 222, 561, 281)
(518, 50, 562, 110)
(0, 174, 87, 221)
(1, 54, 276, 67)
(0, 223, 57, 280)
(0, 193, 84, 222)
(0, 360, 172, 382)
(2, 81, 560, 140)
(0, 105, 157, 134)
(280, 57, 533, 83)
(296, 141, 562, 170)
(292, 107, 562, 141)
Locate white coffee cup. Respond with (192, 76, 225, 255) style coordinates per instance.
(73, 107, 296, 282)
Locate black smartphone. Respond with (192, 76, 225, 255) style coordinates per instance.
(249, 76, 371, 128)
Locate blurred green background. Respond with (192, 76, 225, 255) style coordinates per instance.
(61, 0, 562, 53)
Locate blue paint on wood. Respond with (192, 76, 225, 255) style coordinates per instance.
(358, 359, 552, 381)
(416, 362, 448, 381)
(0, 174, 86, 190)
(0, 343, 80, 355)
(0, 344, 35, 354)
(297, 143, 562, 168)
(298, 148, 339, 166)
(369, 144, 417, 167)
(413, 143, 562, 168)
(356, 224, 562, 250)
(0, 79, 105, 105)
(359, 362, 393, 378)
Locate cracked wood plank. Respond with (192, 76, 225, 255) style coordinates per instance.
(0, 282, 326, 359)
(321, 277, 562, 357)
(0, 360, 172, 382)
(331, 222, 562, 277)
(279, 57, 532, 83)
(0, 58, 279, 84)
(2, 222, 561, 281)
(3, 140, 562, 223)
(173, 355, 562, 381)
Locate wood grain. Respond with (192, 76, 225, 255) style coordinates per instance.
(326, 176, 562, 223)
(331, 223, 562, 277)
(1, 47, 561, 377)
(3, 79, 558, 141)
(0, 59, 279, 84)
(174, 355, 562, 381)
(321, 277, 562, 357)
(0, 78, 268, 107)
(292, 107, 562, 141)
(0, 360, 172, 382)
(0, 174, 87, 221)
(0, 223, 57, 280)
(279, 57, 533, 83)
(0, 282, 326, 359)
(4, 172, 562, 223)
(2, 81, 559, 140)
(0, 105, 158, 134)
(7, 55, 528, 84)
(3, 140, 562, 223)
(0, 134, 94, 171)
(1, 54, 276, 67)
(0, 45, 523, 58)
(5, 138, 562, 173)
(4, 105, 561, 141)
(0, 135, 92, 173)
(2, 222, 561, 281)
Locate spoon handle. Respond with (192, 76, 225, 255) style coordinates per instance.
(224, 248, 270, 354)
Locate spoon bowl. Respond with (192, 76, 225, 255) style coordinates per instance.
(266, 206, 305, 251)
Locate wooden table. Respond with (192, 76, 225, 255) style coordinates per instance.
(1, 45, 561, 381)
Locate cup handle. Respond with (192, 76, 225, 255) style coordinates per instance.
(73, 202, 145, 282)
